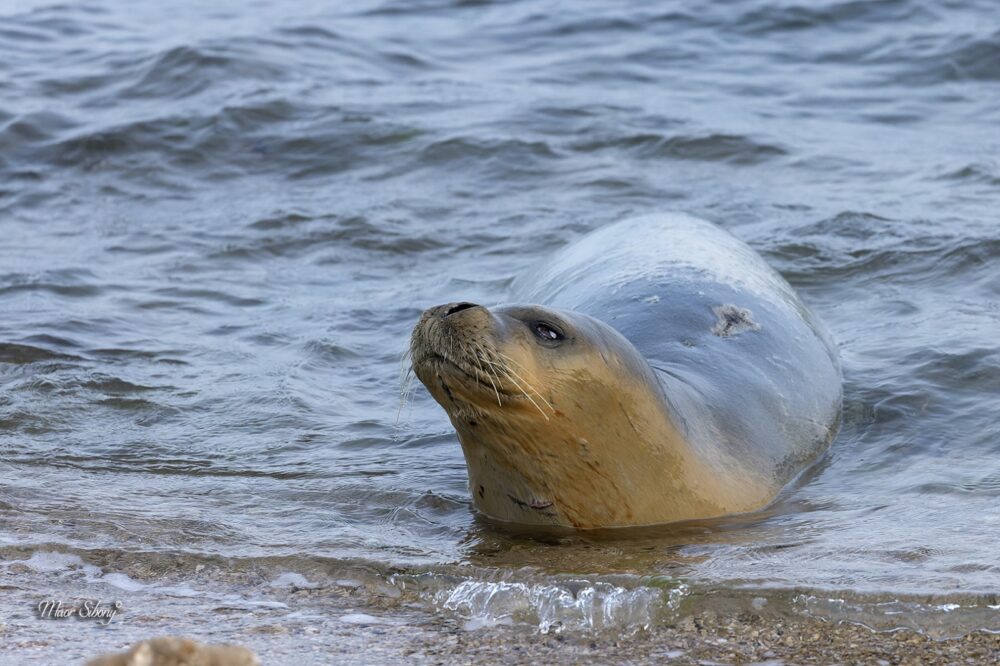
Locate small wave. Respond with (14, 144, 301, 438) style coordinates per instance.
(907, 347, 1000, 395)
(302, 339, 363, 365)
(0, 282, 100, 298)
(0, 111, 78, 163)
(247, 211, 313, 231)
(4, 4, 104, 39)
(0, 267, 100, 298)
(215, 99, 311, 133)
(12, 550, 100, 575)
(269, 572, 318, 589)
(937, 162, 1000, 186)
(0, 25, 56, 45)
(762, 212, 999, 287)
(735, 0, 931, 36)
(96, 396, 161, 411)
(359, 0, 490, 17)
(44, 103, 427, 184)
(542, 17, 640, 38)
(149, 286, 265, 308)
(571, 132, 787, 164)
(793, 592, 1000, 637)
(418, 137, 558, 167)
(0, 343, 78, 364)
(3, 547, 286, 608)
(912, 475, 1000, 497)
(434, 578, 687, 633)
(217, 214, 447, 260)
(889, 28, 1000, 85)
(275, 24, 343, 43)
(120, 45, 289, 100)
(788, 211, 896, 241)
(802, 24, 1000, 87)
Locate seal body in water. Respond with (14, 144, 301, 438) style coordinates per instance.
(410, 213, 841, 529)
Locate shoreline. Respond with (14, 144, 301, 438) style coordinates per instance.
(6, 602, 999, 664)
(75, 618, 1000, 665)
(3, 550, 998, 664)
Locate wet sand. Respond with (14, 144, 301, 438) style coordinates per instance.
(9, 602, 1000, 665)
(4, 553, 998, 664)
(431, 613, 1000, 665)
(73, 621, 1000, 666)
(198, 618, 1000, 666)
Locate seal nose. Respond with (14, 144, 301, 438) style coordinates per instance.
(443, 302, 479, 317)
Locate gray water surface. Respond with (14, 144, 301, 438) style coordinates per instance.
(1, 0, 999, 651)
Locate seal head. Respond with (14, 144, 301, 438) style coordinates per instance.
(410, 301, 768, 528)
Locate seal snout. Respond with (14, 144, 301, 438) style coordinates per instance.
(424, 301, 484, 320)
(410, 301, 494, 370)
(416, 302, 491, 341)
(443, 301, 479, 317)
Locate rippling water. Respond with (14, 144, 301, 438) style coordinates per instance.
(1, 0, 999, 655)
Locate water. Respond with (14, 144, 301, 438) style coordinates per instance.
(1, 0, 998, 657)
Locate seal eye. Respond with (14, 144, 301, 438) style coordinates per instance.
(532, 321, 564, 342)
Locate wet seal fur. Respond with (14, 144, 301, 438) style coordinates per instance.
(410, 214, 842, 529)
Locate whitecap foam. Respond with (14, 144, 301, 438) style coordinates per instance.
(100, 572, 147, 592)
(339, 612, 384, 625)
(269, 572, 318, 589)
(436, 579, 687, 634)
(15, 551, 101, 577)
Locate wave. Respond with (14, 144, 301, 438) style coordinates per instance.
(432, 577, 685, 633)
(761, 212, 1000, 285)
(119, 45, 290, 100)
(3, 544, 998, 637)
(937, 162, 1000, 186)
(572, 132, 787, 164)
(735, 0, 931, 36)
(0, 105, 408, 185)
(0, 342, 78, 364)
(887, 28, 1000, 85)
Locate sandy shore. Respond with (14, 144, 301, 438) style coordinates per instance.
(414, 612, 1000, 665)
(58, 609, 999, 665)
(3, 554, 997, 665)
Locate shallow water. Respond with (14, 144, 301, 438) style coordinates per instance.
(1, 0, 999, 652)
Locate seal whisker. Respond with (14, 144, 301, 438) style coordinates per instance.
(494, 351, 535, 377)
(495, 352, 556, 414)
(395, 348, 417, 427)
(482, 357, 551, 420)
(395, 374, 414, 426)
(469, 342, 503, 406)
(461, 342, 482, 385)
(490, 360, 549, 411)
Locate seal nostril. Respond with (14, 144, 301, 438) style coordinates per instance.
(444, 302, 478, 317)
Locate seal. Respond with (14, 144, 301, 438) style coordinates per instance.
(410, 213, 841, 529)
